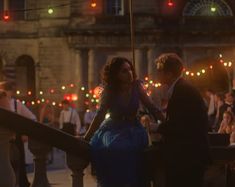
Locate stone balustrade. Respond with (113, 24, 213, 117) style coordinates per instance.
(28, 138, 89, 187)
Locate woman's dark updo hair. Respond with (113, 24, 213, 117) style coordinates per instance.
(101, 57, 137, 91)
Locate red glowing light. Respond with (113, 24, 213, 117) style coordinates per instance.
(64, 94, 78, 101)
(91, 2, 97, 8)
(94, 86, 104, 98)
(167, 0, 174, 7)
(50, 89, 55, 94)
(71, 94, 78, 101)
(3, 11, 10, 21)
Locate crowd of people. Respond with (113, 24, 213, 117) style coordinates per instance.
(205, 89, 235, 143)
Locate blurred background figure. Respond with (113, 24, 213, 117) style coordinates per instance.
(0, 90, 16, 187)
(59, 99, 81, 136)
(39, 103, 55, 164)
(214, 93, 225, 131)
(82, 103, 97, 135)
(39, 103, 55, 127)
(205, 89, 216, 131)
(218, 111, 235, 135)
(140, 114, 152, 145)
(0, 81, 36, 187)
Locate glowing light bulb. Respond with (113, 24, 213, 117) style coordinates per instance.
(3, 11, 10, 21)
(48, 8, 54, 14)
(211, 6, 216, 12)
(167, 0, 174, 7)
(91, 1, 97, 8)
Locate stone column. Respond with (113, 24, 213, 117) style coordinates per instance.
(134, 48, 147, 80)
(232, 48, 235, 90)
(75, 49, 87, 111)
(28, 139, 51, 187)
(0, 138, 15, 187)
(66, 153, 89, 187)
(88, 49, 99, 90)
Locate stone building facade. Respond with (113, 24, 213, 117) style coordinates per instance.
(0, 0, 235, 108)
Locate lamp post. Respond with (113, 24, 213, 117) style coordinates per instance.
(129, 0, 135, 66)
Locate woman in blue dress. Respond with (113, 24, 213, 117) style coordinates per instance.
(84, 57, 163, 187)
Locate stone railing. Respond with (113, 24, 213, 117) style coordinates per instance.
(1, 108, 235, 187)
(28, 139, 89, 187)
(0, 108, 90, 187)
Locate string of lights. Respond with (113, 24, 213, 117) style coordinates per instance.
(183, 54, 233, 77)
(1, 0, 97, 20)
(14, 53, 233, 107)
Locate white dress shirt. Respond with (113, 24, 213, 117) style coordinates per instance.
(59, 107, 81, 135)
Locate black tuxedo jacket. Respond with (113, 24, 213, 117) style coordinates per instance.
(158, 78, 210, 167)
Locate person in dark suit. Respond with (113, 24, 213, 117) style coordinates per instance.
(155, 53, 210, 187)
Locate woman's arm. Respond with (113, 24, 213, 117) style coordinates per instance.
(84, 108, 107, 141)
(138, 81, 165, 122)
(218, 122, 225, 133)
(84, 88, 109, 141)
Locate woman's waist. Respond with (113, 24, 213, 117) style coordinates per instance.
(109, 113, 137, 122)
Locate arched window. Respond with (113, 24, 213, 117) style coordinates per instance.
(15, 55, 35, 98)
(183, 0, 233, 16)
(106, 0, 125, 15)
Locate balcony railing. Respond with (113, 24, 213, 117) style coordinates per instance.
(1, 108, 235, 187)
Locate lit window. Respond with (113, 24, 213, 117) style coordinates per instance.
(107, 0, 124, 15)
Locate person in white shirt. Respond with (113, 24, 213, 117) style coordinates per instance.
(0, 81, 36, 187)
(0, 90, 15, 187)
(59, 99, 81, 136)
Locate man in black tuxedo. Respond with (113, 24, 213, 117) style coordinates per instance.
(155, 53, 210, 187)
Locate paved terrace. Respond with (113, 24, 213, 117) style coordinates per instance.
(28, 166, 97, 187)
